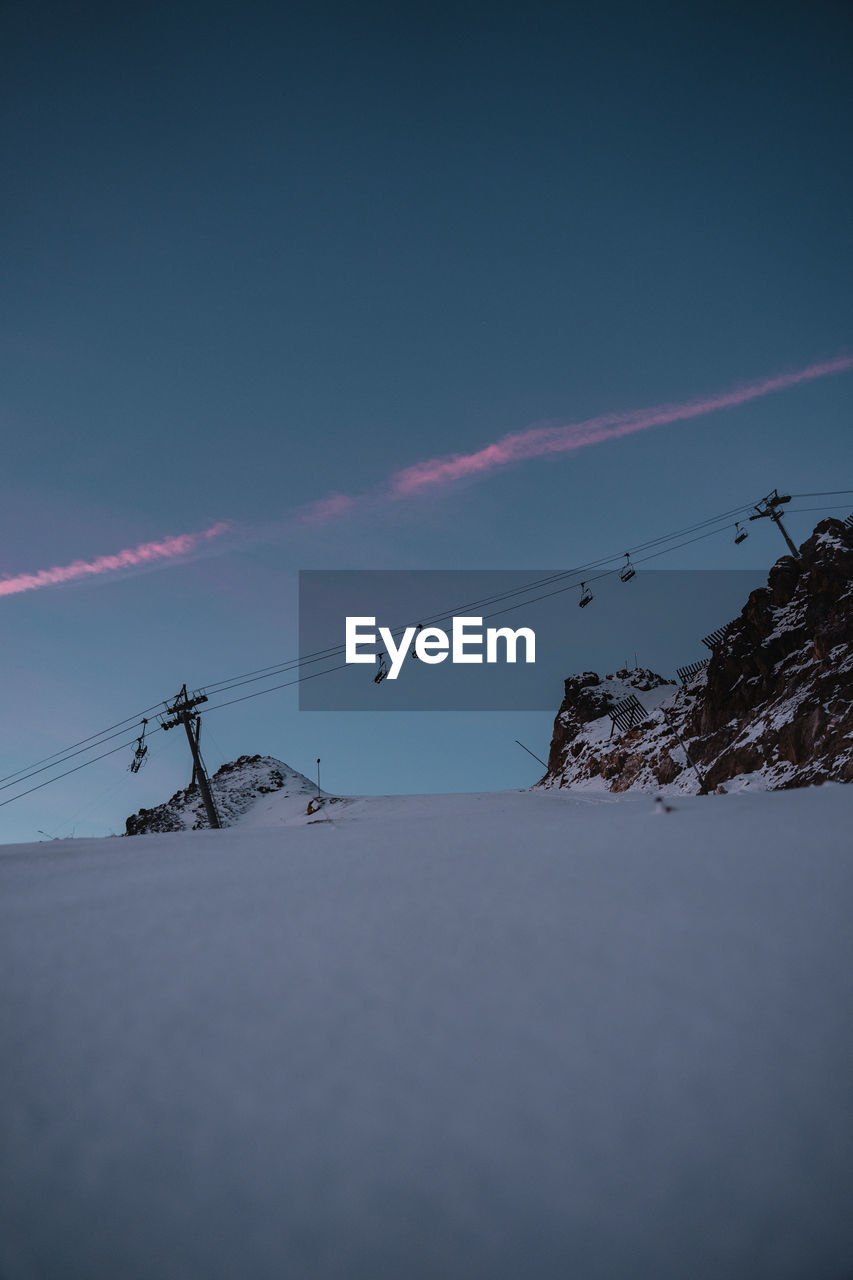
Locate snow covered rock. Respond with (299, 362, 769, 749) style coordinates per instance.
(125, 755, 319, 834)
(544, 668, 679, 793)
(543, 517, 853, 794)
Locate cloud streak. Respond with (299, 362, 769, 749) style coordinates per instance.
(0, 521, 232, 599)
(389, 353, 853, 496)
(296, 493, 358, 524)
(2, 352, 851, 598)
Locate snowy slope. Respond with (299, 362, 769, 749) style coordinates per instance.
(2, 785, 853, 1279)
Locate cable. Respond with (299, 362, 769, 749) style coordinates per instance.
(199, 520, 762, 715)
(197, 498, 761, 699)
(790, 489, 853, 497)
(479, 524, 736, 623)
(201, 661, 353, 715)
(786, 504, 852, 514)
(50, 733, 168, 838)
(3, 488, 848, 813)
(197, 496, 843, 704)
(0, 721, 165, 796)
(202, 497, 839, 712)
(0, 702, 166, 790)
(0, 737, 142, 810)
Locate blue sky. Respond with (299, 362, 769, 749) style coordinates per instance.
(1, 1, 851, 841)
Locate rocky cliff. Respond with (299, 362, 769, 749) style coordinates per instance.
(542, 517, 853, 794)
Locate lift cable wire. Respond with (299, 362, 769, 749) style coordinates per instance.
(197, 499, 763, 700)
(200, 498, 759, 696)
(3, 491, 849, 809)
(48, 729, 172, 840)
(201, 497, 849, 698)
(0, 700, 171, 791)
(0, 720, 170, 797)
(195, 519, 778, 721)
(785, 503, 853, 515)
(3, 492, 840, 793)
(197, 518, 792, 719)
(0, 736, 146, 810)
(789, 489, 853, 498)
(200, 661, 354, 717)
(475, 523, 754, 625)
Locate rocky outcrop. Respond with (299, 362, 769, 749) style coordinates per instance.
(125, 754, 319, 834)
(545, 669, 677, 792)
(542, 518, 853, 794)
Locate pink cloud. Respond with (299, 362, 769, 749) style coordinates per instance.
(2, 352, 850, 594)
(0, 521, 232, 599)
(294, 493, 357, 524)
(390, 354, 853, 496)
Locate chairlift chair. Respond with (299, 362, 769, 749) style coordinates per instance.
(619, 553, 636, 583)
(734, 522, 748, 544)
(374, 652, 389, 684)
(410, 623, 424, 659)
(129, 718, 149, 773)
(578, 581, 593, 608)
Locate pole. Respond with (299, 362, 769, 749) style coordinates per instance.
(160, 684, 222, 830)
(190, 716, 201, 789)
(749, 490, 798, 557)
(182, 713, 221, 830)
(316, 757, 321, 800)
(769, 508, 798, 557)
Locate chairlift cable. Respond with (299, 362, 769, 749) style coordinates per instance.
(4, 490, 847, 810)
(0, 737, 143, 810)
(0, 700, 170, 790)
(197, 499, 765, 698)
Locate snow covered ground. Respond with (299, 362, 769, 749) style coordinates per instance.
(2, 785, 852, 1279)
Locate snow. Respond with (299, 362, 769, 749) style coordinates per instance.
(555, 675, 678, 752)
(814, 530, 847, 553)
(127, 755, 322, 833)
(2, 785, 853, 1279)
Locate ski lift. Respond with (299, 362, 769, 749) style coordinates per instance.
(129, 718, 149, 773)
(734, 521, 748, 545)
(374, 652, 389, 684)
(619, 553, 636, 583)
(410, 623, 424, 659)
(578, 581, 593, 608)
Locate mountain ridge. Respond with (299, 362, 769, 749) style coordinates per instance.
(125, 754, 320, 834)
(541, 517, 853, 794)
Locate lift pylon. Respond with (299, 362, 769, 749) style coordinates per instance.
(748, 489, 797, 557)
(159, 684, 222, 829)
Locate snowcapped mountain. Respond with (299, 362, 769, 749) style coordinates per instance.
(542, 516, 853, 794)
(125, 754, 323, 834)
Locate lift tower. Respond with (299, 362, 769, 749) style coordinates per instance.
(160, 684, 222, 830)
(748, 489, 798, 557)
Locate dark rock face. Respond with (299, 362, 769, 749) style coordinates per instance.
(125, 754, 317, 834)
(542, 518, 853, 793)
(546, 669, 674, 777)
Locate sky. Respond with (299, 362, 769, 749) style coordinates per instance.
(1, 0, 852, 841)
